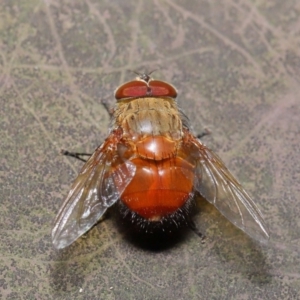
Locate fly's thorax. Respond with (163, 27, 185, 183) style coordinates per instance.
(114, 97, 183, 140)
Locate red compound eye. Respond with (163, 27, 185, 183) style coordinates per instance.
(115, 79, 177, 100)
(149, 80, 177, 98)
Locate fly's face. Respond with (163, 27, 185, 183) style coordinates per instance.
(52, 73, 270, 249)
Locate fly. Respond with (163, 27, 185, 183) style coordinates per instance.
(52, 73, 270, 249)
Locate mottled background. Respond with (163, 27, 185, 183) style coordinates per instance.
(1, 0, 300, 299)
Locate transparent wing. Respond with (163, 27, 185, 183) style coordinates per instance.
(52, 133, 136, 249)
(189, 135, 269, 242)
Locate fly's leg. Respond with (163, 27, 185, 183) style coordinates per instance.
(189, 220, 206, 243)
(197, 128, 211, 140)
(101, 99, 114, 117)
(61, 150, 92, 162)
(61, 98, 111, 163)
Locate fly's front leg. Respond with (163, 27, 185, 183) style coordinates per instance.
(101, 98, 114, 117)
(197, 128, 211, 140)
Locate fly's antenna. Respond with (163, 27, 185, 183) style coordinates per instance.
(128, 69, 159, 83)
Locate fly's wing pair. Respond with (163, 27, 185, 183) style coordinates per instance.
(53, 128, 270, 249)
(52, 132, 135, 249)
(186, 132, 270, 242)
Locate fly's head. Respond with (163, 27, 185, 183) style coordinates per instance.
(114, 72, 178, 100)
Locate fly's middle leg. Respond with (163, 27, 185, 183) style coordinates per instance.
(61, 150, 92, 162)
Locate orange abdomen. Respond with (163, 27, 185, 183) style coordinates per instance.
(120, 156, 194, 221)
